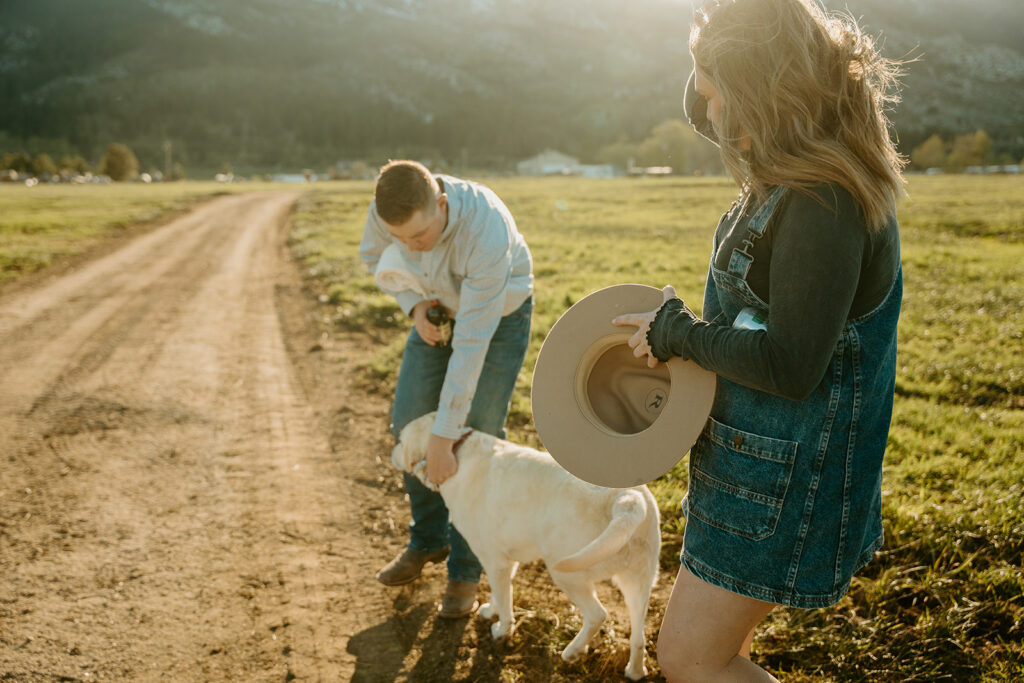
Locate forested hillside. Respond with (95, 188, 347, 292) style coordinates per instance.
(2, 0, 1021, 172)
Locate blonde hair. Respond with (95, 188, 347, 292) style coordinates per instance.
(690, 0, 906, 230)
(375, 159, 440, 225)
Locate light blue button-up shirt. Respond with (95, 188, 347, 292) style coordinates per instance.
(360, 175, 533, 439)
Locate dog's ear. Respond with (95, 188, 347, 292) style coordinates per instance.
(399, 429, 413, 470)
(409, 415, 429, 456)
(391, 424, 411, 472)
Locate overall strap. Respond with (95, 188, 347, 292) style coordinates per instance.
(727, 185, 787, 279)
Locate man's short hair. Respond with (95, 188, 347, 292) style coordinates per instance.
(375, 160, 439, 225)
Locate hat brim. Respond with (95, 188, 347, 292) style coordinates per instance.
(531, 284, 716, 488)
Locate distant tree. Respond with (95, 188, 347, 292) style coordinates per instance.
(911, 134, 947, 170)
(1, 151, 32, 174)
(947, 130, 993, 170)
(636, 119, 692, 173)
(972, 130, 994, 164)
(98, 143, 140, 181)
(219, 161, 233, 176)
(349, 160, 372, 180)
(31, 153, 58, 179)
(58, 154, 91, 174)
(169, 162, 186, 181)
(596, 140, 640, 170)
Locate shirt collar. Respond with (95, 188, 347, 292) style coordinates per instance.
(434, 175, 459, 248)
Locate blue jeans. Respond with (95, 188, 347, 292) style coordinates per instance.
(391, 297, 532, 583)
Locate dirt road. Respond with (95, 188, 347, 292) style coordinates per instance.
(1, 191, 662, 682)
(0, 192, 439, 680)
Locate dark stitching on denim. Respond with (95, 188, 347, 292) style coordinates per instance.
(690, 467, 785, 507)
(725, 188, 784, 280)
(835, 326, 863, 588)
(682, 550, 854, 609)
(748, 186, 787, 235)
(728, 250, 754, 279)
(682, 554, 781, 604)
(714, 270, 770, 311)
(704, 430, 797, 463)
(685, 488, 779, 541)
(714, 187, 786, 314)
(785, 335, 846, 598)
(856, 533, 884, 572)
(848, 265, 901, 325)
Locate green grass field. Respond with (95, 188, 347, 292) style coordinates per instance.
(0, 181, 280, 285)
(2, 175, 1020, 679)
(288, 174, 1023, 681)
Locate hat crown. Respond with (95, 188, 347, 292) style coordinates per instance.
(532, 284, 716, 488)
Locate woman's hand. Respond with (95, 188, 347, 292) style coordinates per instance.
(426, 433, 458, 486)
(411, 300, 443, 346)
(612, 285, 678, 368)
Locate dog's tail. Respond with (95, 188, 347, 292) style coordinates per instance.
(551, 489, 648, 573)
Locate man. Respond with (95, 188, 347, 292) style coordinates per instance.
(359, 160, 533, 618)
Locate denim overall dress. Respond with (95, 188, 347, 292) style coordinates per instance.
(681, 187, 903, 608)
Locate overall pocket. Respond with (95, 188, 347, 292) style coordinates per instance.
(686, 417, 798, 541)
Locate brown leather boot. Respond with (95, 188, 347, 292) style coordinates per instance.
(375, 547, 450, 586)
(438, 580, 479, 619)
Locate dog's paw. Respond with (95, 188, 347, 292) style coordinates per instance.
(490, 620, 512, 640)
(624, 662, 647, 681)
(478, 602, 495, 619)
(561, 643, 589, 663)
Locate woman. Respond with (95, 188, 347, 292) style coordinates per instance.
(612, 0, 906, 679)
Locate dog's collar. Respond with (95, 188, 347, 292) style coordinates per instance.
(412, 458, 439, 491)
(413, 429, 474, 492)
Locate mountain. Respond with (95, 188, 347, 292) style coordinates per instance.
(828, 0, 1024, 157)
(1, 0, 1022, 172)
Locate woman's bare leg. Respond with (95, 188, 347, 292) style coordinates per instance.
(740, 621, 761, 659)
(657, 564, 778, 682)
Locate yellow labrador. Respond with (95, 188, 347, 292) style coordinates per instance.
(392, 412, 660, 681)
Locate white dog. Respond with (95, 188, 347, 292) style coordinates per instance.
(392, 412, 660, 681)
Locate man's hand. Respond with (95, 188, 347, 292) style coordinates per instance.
(426, 433, 458, 486)
(611, 285, 678, 368)
(411, 300, 444, 346)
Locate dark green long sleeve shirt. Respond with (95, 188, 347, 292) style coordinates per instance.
(648, 183, 901, 401)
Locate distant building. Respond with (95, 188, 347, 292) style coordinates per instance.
(517, 150, 623, 178)
(273, 173, 318, 183)
(577, 164, 619, 178)
(628, 165, 673, 177)
(517, 150, 580, 176)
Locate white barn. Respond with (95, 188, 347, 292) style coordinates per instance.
(517, 149, 580, 176)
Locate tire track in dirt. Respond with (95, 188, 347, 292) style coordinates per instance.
(0, 191, 413, 680)
(0, 195, 254, 419)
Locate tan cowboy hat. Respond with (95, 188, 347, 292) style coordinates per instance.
(531, 284, 716, 488)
